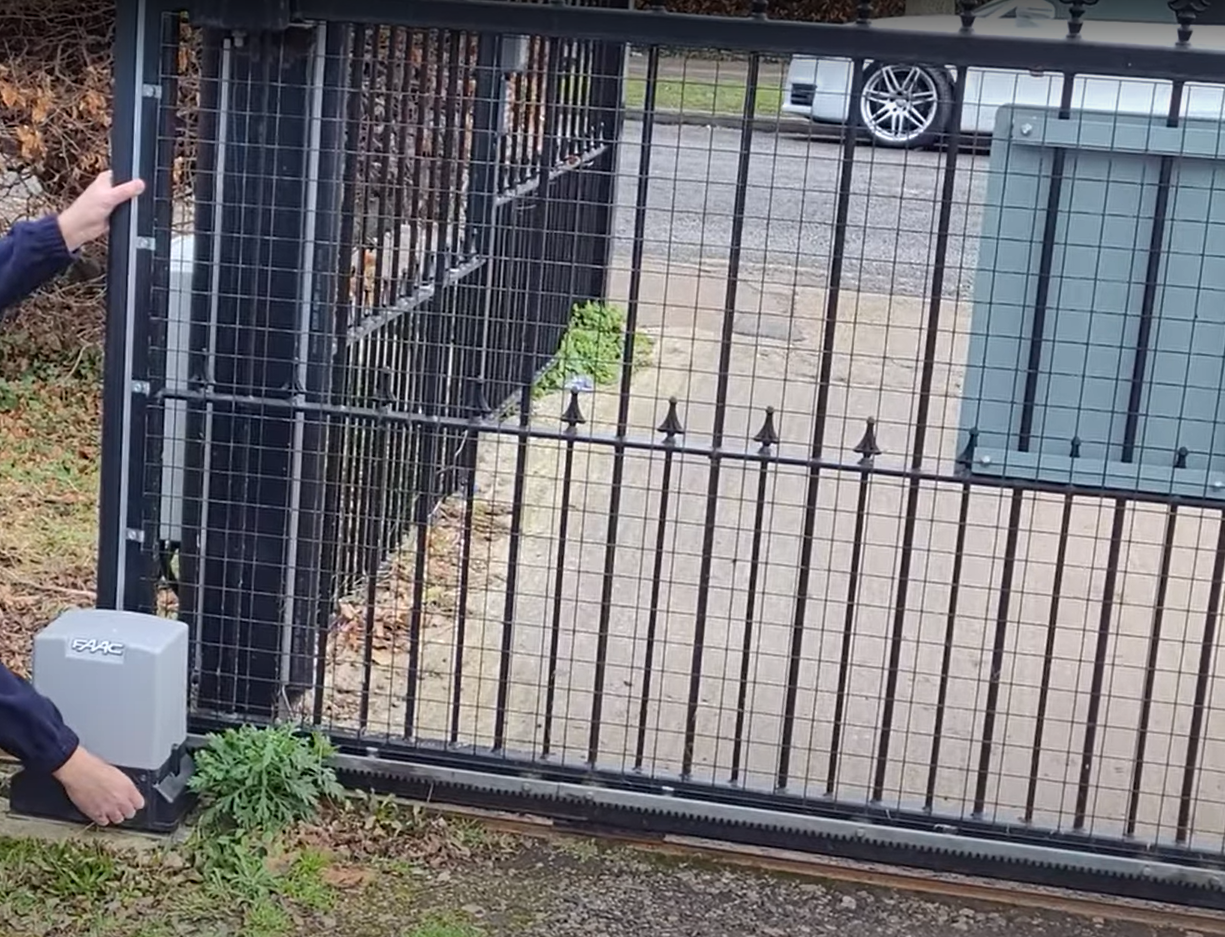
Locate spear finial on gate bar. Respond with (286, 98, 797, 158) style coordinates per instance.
(561, 390, 586, 431)
(750, 0, 769, 19)
(856, 0, 873, 25)
(957, 427, 979, 470)
(1170, 0, 1210, 45)
(854, 418, 881, 468)
(753, 407, 779, 451)
(958, 0, 980, 33)
(1176, 445, 1190, 469)
(1070, 435, 1081, 460)
(658, 397, 684, 441)
(1057, 0, 1100, 39)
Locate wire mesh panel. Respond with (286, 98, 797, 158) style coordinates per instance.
(99, 0, 1225, 899)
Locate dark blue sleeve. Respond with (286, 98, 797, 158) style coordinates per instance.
(0, 215, 76, 317)
(0, 662, 79, 774)
(0, 212, 82, 772)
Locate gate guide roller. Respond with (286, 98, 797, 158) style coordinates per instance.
(9, 609, 195, 834)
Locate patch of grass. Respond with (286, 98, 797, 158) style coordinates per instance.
(243, 898, 294, 937)
(533, 300, 653, 400)
(0, 374, 101, 671)
(277, 848, 337, 911)
(448, 818, 490, 851)
(0, 374, 100, 571)
(623, 76, 784, 117)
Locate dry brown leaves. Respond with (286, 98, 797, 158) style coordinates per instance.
(330, 495, 511, 658)
(290, 799, 500, 868)
(0, 1, 116, 206)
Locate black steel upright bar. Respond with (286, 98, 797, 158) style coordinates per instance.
(182, 20, 346, 717)
(778, 56, 866, 792)
(494, 36, 564, 752)
(872, 62, 968, 803)
(681, 10, 765, 779)
(97, 0, 162, 612)
(588, 24, 661, 767)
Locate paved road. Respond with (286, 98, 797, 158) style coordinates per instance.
(612, 121, 989, 300)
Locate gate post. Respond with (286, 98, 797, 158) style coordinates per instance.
(97, 0, 163, 613)
(176, 18, 348, 717)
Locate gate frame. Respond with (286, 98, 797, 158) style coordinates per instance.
(99, 0, 1225, 910)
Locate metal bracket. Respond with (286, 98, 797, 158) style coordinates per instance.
(141, 83, 163, 100)
(131, 380, 151, 396)
(186, 0, 296, 31)
(135, 236, 156, 252)
(125, 528, 146, 544)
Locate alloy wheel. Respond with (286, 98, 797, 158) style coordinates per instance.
(859, 65, 942, 145)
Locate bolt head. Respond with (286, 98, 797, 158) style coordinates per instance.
(979, 455, 993, 466)
(1213, 480, 1224, 491)
(1020, 122, 1034, 135)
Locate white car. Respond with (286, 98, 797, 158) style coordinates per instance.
(782, 0, 1225, 148)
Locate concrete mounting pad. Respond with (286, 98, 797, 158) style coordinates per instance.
(0, 796, 189, 851)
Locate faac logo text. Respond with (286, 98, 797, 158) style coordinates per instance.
(69, 638, 126, 657)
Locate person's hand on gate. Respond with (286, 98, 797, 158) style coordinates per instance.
(56, 171, 146, 253)
(52, 745, 145, 826)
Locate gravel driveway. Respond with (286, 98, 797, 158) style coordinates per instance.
(393, 836, 1203, 937)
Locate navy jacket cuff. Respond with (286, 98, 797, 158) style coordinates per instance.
(27, 215, 74, 264)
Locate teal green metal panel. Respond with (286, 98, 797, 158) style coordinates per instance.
(960, 105, 1225, 500)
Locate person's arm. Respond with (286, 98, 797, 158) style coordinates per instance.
(0, 170, 147, 319)
(0, 215, 76, 317)
(0, 660, 79, 774)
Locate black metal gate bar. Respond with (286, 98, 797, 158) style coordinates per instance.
(871, 60, 968, 804)
(778, 52, 865, 793)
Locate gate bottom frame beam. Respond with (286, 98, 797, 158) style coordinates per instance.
(186, 721, 1225, 910)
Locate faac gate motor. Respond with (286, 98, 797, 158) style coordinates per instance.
(9, 608, 195, 833)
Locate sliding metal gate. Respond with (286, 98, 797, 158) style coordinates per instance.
(100, 0, 1225, 909)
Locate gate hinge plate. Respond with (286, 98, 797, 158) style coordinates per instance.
(125, 528, 146, 544)
(141, 83, 163, 100)
(131, 380, 151, 396)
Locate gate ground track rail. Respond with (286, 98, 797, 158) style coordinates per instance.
(181, 722, 1225, 912)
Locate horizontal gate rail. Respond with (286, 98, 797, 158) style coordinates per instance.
(154, 383, 1225, 516)
(296, 0, 1225, 81)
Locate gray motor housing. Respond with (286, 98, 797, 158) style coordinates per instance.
(32, 608, 188, 770)
(9, 608, 194, 833)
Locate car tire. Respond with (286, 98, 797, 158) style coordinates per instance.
(857, 63, 953, 150)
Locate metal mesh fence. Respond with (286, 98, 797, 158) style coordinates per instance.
(107, 0, 1225, 880)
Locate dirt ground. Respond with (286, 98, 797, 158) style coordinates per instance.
(312, 256, 1225, 856)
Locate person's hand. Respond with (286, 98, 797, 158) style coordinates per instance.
(56, 170, 146, 253)
(52, 745, 145, 826)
